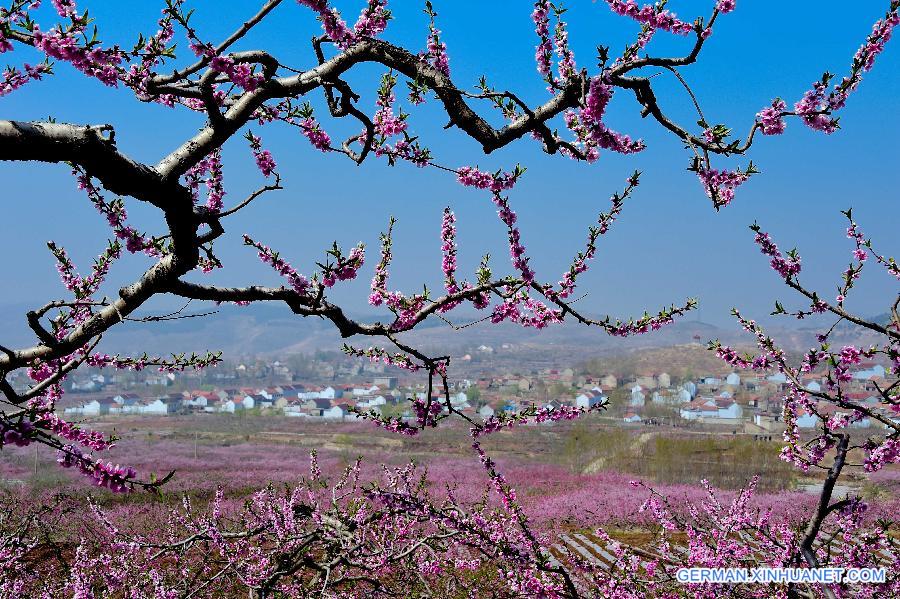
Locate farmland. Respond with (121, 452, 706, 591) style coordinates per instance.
(2, 414, 897, 533)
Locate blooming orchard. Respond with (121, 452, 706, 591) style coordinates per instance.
(0, 0, 897, 596)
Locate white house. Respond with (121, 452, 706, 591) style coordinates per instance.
(680, 397, 743, 420)
(352, 385, 380, 396)
(716, 399, 743, 419)
(478, 405, 495, 420)
(450, 391, 468, 406)
(321, 405, 345, 420)
(65, 396, 118, 416)
(677, 388, 692, 403)
(575, 391, 606, 409)
(112, 393, 140, 405)
(629, 385, 645, 407)
(246, 393, 274, 409)
(725, 372, 741, 386)
(139, 396, 181, 415)
(297, 386, 338, 400)
(680, 399, 717, 420)
(242, 394, 265, 410)
(183, 395, 208, 409)
(79, 397, 116, 416)
(767, 373, 787, 383)
(356, 395, 387, 409)
(623, 412, 642, 424)
(219, 399, 241, 413)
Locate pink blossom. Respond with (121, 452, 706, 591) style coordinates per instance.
(695, 164, 752, 209)
(604, 0, 694, 36)
(756, 98, 786, 135)
(300, 117, 331, 152)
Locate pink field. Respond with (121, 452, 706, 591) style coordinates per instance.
(2, 418, 897, 531)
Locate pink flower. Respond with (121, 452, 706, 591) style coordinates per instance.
(757, 98, 786, 135)
(716, 0, 736, 14)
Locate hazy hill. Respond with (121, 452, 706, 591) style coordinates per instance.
(0, 302, 885, 360)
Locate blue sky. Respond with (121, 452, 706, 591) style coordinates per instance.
(0, 0, 897, 330)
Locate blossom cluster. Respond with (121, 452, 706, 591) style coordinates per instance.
(368, 220, 395, 306)
(750, 223, 802, 279)
(342, 344, 422, 371)
(75, 170, 161, 255)
(756, 97, 787, 135)
(291, 103, 332, 152)
(296, 0, 354, 47)
(364, 74, 432, 168)
(321, 242, 366, 287)
(86, 351, 222, 373)
(547, 172, 638, 300)
(604, 0, 695, 36)
(0, 419, 34, 447)
(552, 3, 576, 82)
(423, 1, 449, 76)
(373, 71, 407, 138)
(0, 61, 52, 97)
(717, 218, 899, 482)
(191, 44, 262, 91)
(247, 132, 277, 178)
(31, 19, 124, 86)
(36, 411, 112, 452)
(531, 0, 553, 80)
(456, 165, 522, 192)
(243, 235, 312, 295)
(300, 116, 332, 151)
(297, 0, 392, 49)
(57, 444, 137, 493)
(564, 78, 645, 161)
(473, 403, 596, 438)
(412, 396, 442, 428)
(693, 162, 755, 209)
(794, 3, 899, 134)
(602, 303, 693, 337)
(846, 211, 900, 281)
(184, 148, 226, 212)
(353, 0, 390, 38)
(350, 408, 420, 436)
(490, 295, 562, 329)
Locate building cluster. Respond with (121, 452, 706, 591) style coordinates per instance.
(614, 362, 894, 432)
(63, 376, 474, 422)
(58, 356, 896, 434)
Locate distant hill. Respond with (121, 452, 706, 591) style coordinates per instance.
(579, 344, 744, 379)
(0, 302, 886, 360)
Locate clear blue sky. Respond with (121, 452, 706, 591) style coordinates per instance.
(1, 1, 897, 329)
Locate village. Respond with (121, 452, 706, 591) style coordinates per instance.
(48, 348, 896, 435)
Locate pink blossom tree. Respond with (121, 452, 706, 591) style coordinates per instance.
(0, 0, 897, 596)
